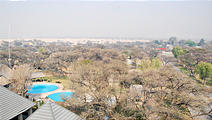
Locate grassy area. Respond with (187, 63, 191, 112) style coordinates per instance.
(42, 72, 70, 89)
(206, 80, 212, 86)
(177, 65, 212, 86)
(178, 66, 190, 75)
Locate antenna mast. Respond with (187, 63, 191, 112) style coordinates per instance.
(8, 24, 11, 68)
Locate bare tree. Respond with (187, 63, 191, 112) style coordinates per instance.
(9, 64, 33, 97)
(65, 60, 146, 119)
(179, 48, 210, 75)
(137, 66, 210, 119)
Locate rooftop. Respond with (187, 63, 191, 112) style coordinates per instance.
(0, 86, 35, 120)
(31, 72, 45, 79)
(26, 101, 83, 120)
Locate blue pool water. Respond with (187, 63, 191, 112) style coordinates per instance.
(27, 84, 58, 94)
(48, 92, 73, 102)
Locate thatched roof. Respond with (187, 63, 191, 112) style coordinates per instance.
(31, 72, 45, 79)
(0, 64, 11, 85)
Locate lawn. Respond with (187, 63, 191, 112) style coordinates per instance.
(206, 80, 212, 86)
(177, 65, 212, 86)
(49, 76, 70, 89)
(43, 72, 70, 89)
(178, 66, 190, 75)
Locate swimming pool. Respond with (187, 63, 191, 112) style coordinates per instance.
(27, 84, 58, 94)
(48, 92, 73, 102)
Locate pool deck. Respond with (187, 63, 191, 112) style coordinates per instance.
(30, 82, 74, 100)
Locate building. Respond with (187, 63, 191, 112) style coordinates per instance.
(129, 85, 143, 100)
(31, 72, 45, 82)
(26, 101, 83, 120)
(0, 86, 35, 120)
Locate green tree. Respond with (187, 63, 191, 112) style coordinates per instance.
(138, 58, 162, 70)
(197, 38, 205, 46)
(195, 62, 212, 85)
(38, 47, 47, 54)
(185, 40, 196, 47)
(154, 40, 160, 45)
(138, 59, 152, 70)
(152, 58, 162, 69)
(172, 46, 185, 58)
(179, 48, 209, 76)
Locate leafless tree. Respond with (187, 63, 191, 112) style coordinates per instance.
(9, 64, 33, 97)
(65, 60, 145, 119)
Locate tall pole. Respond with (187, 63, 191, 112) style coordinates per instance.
(8, 24, 11, 68)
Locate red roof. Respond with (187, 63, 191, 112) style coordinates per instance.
(157, 48, 166, 50)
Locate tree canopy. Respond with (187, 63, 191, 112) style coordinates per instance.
(185, 40, 196, 47)
(172, 46, 185, 58)
(195, 62, 212, 85)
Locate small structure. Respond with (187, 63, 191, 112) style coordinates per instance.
(26, 101, 83, 120)
(129, 85, 143, 100)
(161, 51, 174, 57)
(0, 64, 11, 87)
(85, 94, 94, 103)
(31, 72, 45, 82)
(127, 58, 132, 65)
(0, 86, 35, 120)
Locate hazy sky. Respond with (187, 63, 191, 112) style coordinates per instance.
(0, 0, 212, 40)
